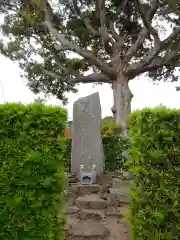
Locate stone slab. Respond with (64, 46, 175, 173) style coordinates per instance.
(66, 206, 80, 215)
(109, 188, 130, 204)
(78, 209, 105, 220)
(71, 93, 104, 177)
(112, 178, 130, 192)
(69, 184, 100, 196)
(67, 221, 109, 239)
(105, 206, 127, 217)
(75, 194, 106, 209)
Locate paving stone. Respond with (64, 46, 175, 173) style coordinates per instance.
(66, 206, 80, 215)
(66, 191, 77, 206)
(112, 178, 130, 191)
(75, 184, 101, 196)
(105, 217, 131, 240)
(78, 209, 105, 220)
(119, 219, 130, 234)
(105, 206, 127, 217)
(109, 188, 130, 204)
(67, 221, 109, 240)
(106, 193, 120, 207)
(75, 194, 106, 209)
(68, 184, 79, 195)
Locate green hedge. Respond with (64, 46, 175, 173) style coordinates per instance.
(126, 107, 180, 239)
(0, 103, 67, 240)
(64, 136, 130, 172)
(103, 136, 130, 171)
(64, 138, 72, 172)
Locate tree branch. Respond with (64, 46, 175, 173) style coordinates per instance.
(69, 73, 111, 84)
(109, 21, 125, 50)
(135, 0, 160, 48)
(136, 0, 150, 33)
(127, 47, 180, 79)
(43, 69, 63, 79)
(161, 27, 180, 49)
(98, 0, 108, 40)
(43, 68, 111, 84)
(97, 0, 115, 55)
(72, 0, 98, 36)
(38, 0, 116, 79)
(72, 0, 115, 56)
(127, 26, 180, 77)
(125, 0, 159, 60)
(116, 0, 129, 15)
(107, 0, 128, 51)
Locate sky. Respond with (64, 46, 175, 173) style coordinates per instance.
(0, 55, 180, 120)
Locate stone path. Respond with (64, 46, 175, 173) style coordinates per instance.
(64, 177, 131, 240)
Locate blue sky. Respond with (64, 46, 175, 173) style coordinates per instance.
(0, 55, 180, 120)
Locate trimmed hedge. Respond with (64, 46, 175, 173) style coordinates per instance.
(64, 136, 130, 172)
(126, 107, 180, 240)
(0, 103, 67, 240)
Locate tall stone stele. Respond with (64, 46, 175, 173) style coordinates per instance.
(71, 92, 104, 178)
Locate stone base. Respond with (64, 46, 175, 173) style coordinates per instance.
(75, 194, 106, 209)
(67, 221, 109, 240)
(69, 184, 100, 196)
(78, 209, 104, 220)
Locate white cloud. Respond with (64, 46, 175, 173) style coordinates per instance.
(0, 55, 180, 120)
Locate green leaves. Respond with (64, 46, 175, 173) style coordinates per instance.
(101, 116, 122, 136)
(103, 136, 130, 171)
(127, 107, 180, 239)
(0, 103, 67, 240)
(2, 0, 180, 103)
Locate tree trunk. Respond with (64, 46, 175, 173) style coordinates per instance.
(112, 74, 133, 133)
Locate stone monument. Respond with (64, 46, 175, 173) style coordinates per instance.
(71, 92, 104, 178)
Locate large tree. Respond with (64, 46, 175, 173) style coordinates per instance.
(0, 0, 180, 130)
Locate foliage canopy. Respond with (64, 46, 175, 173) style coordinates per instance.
(0, 0, 180, 103)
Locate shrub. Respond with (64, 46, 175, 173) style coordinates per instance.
(101, 116, 122, 136)
(0, 103, 67, 240)
(64, 136, 130, 172)
(64, 138, 72, 172)
(126, 107, 180, 240)
(102, 136, 130, 171)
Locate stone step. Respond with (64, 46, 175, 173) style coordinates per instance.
(67, 221, 109, 240)
(69, 184, 101, 196)
(75, 194, 106, 209)
(105, 206, 127, 217)
(77, 209, 105, 220)
(64, 190, 77, 206)
(108, 188, 130, 204)
(112, 178, 131, 191)
(66, 205, 80, 215)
